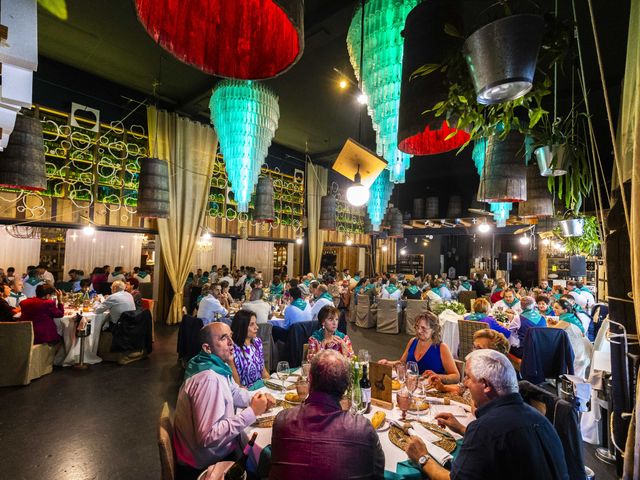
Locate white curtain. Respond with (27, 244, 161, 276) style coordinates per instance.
(236, 239, 274, 284)
(0, 228, 41, 278)
(64, 229, 143, 275)
(191, 237, 232, 272)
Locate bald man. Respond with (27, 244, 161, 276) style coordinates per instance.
(310, 284, 335, 321)
(174, 323, 275, 473)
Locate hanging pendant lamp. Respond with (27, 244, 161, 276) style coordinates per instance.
(367, 170, 394, 231)
(398, 0, 469, 155)
(346, 0, 419, 184)
(472, 137, 513, 227)
(477, 132, 527, 203)
(134, 0, 304, 80)
(319, 194, 337, 231)
(210, 80, 279, 213)
(0, 114, 46, 191)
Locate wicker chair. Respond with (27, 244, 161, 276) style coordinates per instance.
(458, 290, 477, 312)
(457, 319, 489, 359)
(355, 295, 377, 329)
(158, 402, 175, 480)
(376, 299, 400, 334)
(404, 300, 429, 336)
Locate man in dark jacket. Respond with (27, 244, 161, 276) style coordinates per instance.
(269, 349, 385, 479)
(407, 349, 569, 480)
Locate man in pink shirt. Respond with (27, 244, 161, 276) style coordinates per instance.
(173, 322, 275, 477)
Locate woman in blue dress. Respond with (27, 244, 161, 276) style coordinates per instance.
(379, 312, 459, 383)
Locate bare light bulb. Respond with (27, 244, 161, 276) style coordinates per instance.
(357, 92, 368, 105)
(400, 247, 407, 255)
(339, 79, 348, 89)
(519, 234, 531, 245)
(83, 225, 95, 236)
(296, 237, 303, 245)
(478, 222, 491, 233)
(542, 238, 551, 246)
(381, 245, 388, 252)
(346, 238, 353, 246)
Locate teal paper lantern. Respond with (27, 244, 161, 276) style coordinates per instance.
(210, 80, 279, 212)
(367, 170, 394, 230)
(472, 137, 512, 227)
(346, 0, 419, 184)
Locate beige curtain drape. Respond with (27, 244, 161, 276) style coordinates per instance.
(147, 106, 218, 325)
(307, 163, 328, 275)
(618, 1, 640, 476)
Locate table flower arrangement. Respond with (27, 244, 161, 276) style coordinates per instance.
(431, 301, 467, 316)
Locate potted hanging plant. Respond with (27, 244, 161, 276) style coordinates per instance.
(555, 215, 600, 253)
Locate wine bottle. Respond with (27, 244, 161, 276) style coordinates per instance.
(360, 363, 371, 414)
(351, 359, 362, 413)
(224, 432, 258, 480)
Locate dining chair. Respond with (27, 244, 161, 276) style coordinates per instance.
(404, 300, 429, 336)
(376, 299, 400, 334)
(0, 321, 55, 386)
(355, 295, 376, 329)
(457, 319, 489, 359)
(158, 402, 176, 480)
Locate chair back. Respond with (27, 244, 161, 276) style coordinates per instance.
(189, 285, 203, 313)
(454, 359, 465, 380)
(520, 328, 575, 384)
(286, 320, 318, 367)
(0, 321, 33, 386)
(376, 299, 400, 334)
(55, 281, 73, 292)
(141, 298, 154, 312)
(457, 319, 489, 359)
(95, 281, 113, 296)
(257, 322, 275, 372)
(355, 295, 376, 329)
(588, 303, 608, 342)
(404, 300, 429, 336)
(177, 315, 204, 364)
(158, 402, 176, 480)
(458, 290, 477, 312)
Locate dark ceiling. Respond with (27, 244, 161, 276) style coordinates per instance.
(35, 0, 630, 211)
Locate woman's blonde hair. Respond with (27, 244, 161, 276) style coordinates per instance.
(473, 297, 491, 314)
(415, 312, 442, 343)
(473, 328, 510, 355)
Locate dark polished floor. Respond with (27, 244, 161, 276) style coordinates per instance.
(0, 323, 618, 480)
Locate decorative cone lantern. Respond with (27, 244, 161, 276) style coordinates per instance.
(0, 114, 46, 191)
(253, 176, 275, 222)
(137, 157, 170, 218)
(319, 194, 337, 231)
(210, 80, 279, 213)
(346, 0, 419, 184)
(134, 0, 304, 80)
(389, 208, 404, 238)
(367, 170, 394, 231)
(398, 0, 470, 155)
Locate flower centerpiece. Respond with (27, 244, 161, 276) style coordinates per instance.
(431, 300, 467, 316)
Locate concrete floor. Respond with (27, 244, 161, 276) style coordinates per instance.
(0, 323, 618, 480)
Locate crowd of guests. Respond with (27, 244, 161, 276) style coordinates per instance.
(171, 265, 590, 479)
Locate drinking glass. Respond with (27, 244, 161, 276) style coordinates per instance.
(277, 361, 290, 391)
(397, 388, 411, 421)
(301, 361, 311, 380)
(358, 349, 370, 365)
(395, 363, 407, 386)
(406, 361, 419, 377)
(295, 379, 309, 402)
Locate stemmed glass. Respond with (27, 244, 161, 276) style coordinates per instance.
(396, 386, 411, 421)
(395, 363, 407, 387)
(277, 361, 290, 392)
(301, 361, 311, 381)
(406, 365, 420, 420)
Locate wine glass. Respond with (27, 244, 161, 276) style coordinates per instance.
(395, 363, 407, 386)
(406, 361, 419, 377)
(396, 387, 411, 421)
(358, 349, 370, 365)
(277, 361, 290, 392)
(301, 361, 311, 380)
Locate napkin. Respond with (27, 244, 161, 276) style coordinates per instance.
(410, 423, 453, 466)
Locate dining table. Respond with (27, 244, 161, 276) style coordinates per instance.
(240, 369, 475, 479)
(53, 308, 107, 366)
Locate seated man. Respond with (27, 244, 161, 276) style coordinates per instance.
(270, 349, 384, 479)
(242, 288, 272, 324)
(271, 286, 312, 342)
(174, 323, 274, 475)
(0, 283, 20, 321)
(95, 280, 136, 328)
(310, 284, 335, 321)
(197, 283, 228, 325)
(6, 278, 26, 308)
(491, 288, 523, 315)
(430, 278, 452, 301)
(379, 277, 402, 301)
(407, 349, 569, 480)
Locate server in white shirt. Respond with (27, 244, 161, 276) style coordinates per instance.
(310, 284, 335, 321)
(95, 280, 137, 327)
(566, 280, 593, 310)
(197, 283, 228, 325)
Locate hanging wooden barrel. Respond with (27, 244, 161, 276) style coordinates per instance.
(403, 211, 412, 224)
(425, 196, 439, 218)
(447, 195, 462, 218)
(382, 204, 394, 228)
(254, 176, 275, 222)
(413, 198, 425, 219)
(518, 165, 554, 218)
(389, 208, 404, 238)
(477, 132, 527, 203)
(319, 194, 336, 230)
(137, 157, 170, 218)
(0, 114, 46, 191)
(398, 0, 469, 155)
(364, 215, 377, 234)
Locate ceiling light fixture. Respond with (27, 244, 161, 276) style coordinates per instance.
(381, 244, 388, 252)
(478, 220, 491, 233)
(400, 247, 407, 255)
(346, 238, 353, 246)
(346, 165, 370, 207)
(356, 92, 368, 105)
(519, 233, 530, 245)
(83, 225, 95, 236)
(339, 79, 348, 89)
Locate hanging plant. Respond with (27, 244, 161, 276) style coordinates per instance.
(554, 215, 600, 255)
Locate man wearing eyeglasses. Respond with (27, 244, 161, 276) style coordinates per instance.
(406, 349, 569, 480)
(174, 322, 276, 477)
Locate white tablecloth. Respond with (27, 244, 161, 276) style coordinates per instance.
(54, 311, 106, 366)
(242, 372, 474, 475)
(440, 316, 460, 360)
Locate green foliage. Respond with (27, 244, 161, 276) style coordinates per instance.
(431, 300, 467, 316)
(554, 215, 601, 256)
(38, 0, 67, 20)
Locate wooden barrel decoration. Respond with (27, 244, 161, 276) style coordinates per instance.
(137, 157, 170, 218)
(0, 114, 46, 191)
(319, 194, 336, 230)
(477, 132, 527, 203)
(398, 0, 469, 155)
(425, 196, 439, 218)
(389, 208, 404, 238)
(382, 205, 393, 228)
(447, 195, 462, 218)
(518, 165, 553, 218)
(413, 198, 425, 219)
(364, 215, 377, 234)
(403, 211, 412, 224)
(254, 176, 275, 222)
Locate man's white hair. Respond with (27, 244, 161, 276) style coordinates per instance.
(111, 280, 126, 292)
(466, 349, 519, 396)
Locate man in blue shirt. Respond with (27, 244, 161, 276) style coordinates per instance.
(271, 286, 311, 342)
(407, 349, 569, 480)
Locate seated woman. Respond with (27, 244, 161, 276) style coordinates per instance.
(219, 280, 234, 310)
(79, 278, 97, 301)
(229, 309, 269, 388)
(307, 305, 354, 360)
(466, 298, 511, 340)
(536, 295, 554, 316)
(125, 277, 142, 309)
(19, 284, 64, 344)
(269, 275, 284, 297)
(403, 280, 422, 300)
(379, 312, 459, 383)
(548, 298, 592, 378)
(0, 283, 20, 321)
(490, 279, 506, 304)
(509, 296, 547, 358)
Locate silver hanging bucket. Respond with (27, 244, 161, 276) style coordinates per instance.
(535, 144, 568, 177)
(559, 218, 584, 237)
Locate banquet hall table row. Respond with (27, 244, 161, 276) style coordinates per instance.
(53, 310, 107, 366)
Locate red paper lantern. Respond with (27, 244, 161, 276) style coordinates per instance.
(134, 0, 304, 80)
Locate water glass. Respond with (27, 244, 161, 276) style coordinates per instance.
(277, 361, 289, 391)
(395, 363, 407, 385)
(295, 379, 309, 402)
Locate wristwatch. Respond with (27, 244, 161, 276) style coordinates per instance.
(418, 454, 430, 468)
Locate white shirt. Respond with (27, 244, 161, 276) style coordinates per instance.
(22, 279, 43, 298)
(379, 286, 402, 301)
(108, 273, 126, 283)
(310, 297, 334, 321)
(134, 273, 152, 284)
(282, 301, 312, 329)
(491, 299, 523, 315)
(242, 300, 271, 324)
(580, 289, 596, 310)
(235, 275, 247, 287)
(220, 276, 235, 287)
(6, 292, 26, 307)
(95, 290, 136, 324)
(197, 295, 228, 324)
